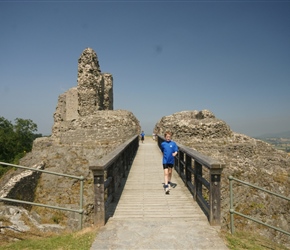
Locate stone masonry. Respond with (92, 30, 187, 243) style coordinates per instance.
(0, 48, 140, 237)
(154, 110, 290, 248)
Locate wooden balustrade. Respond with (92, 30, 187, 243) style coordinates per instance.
(90, 134, 224, 227)
(89, 135, 139, 226)
(157, 135, 225, 226)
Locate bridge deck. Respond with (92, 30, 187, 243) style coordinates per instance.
(91, 138, 228, 249)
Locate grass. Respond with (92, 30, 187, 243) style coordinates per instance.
(1, 227, 289, 250)
(0, 227, 98, 250)
(222, 230, 289, 250)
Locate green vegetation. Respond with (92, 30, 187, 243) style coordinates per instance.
(223, 230, 289, 250)
(1, 227, 289, 250)
(0, 227, 98, 250)
(266, 138, 290, 152)
(256, 136, 290, 153)
(0, 116, 42, 177)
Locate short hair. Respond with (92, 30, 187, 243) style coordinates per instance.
(164, 131, 173, 137)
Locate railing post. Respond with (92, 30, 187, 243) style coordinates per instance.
(79, 176, 84, 230)
(194, 161, 202, 201)
(175, 152, 180, 174)
(185, 154, 192, 187)
(124, 151, 129, 175)
(209, 164, 224, 226)
(114, 161, 121, 192)
(121, 152, 126, 178)
(107, 163, 115, 203)
(90, 167, 105, 227)
(229, 176, 235, 234)
(179, 151, 184, 176)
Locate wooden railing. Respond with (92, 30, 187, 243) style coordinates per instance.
(89, 135, 139, 226)
(90, 134, 224, 227)
(157, 135, 225, 226)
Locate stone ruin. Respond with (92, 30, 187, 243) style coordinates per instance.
(49, 48, 139, 148)
(154, 110, 290, 248)
(2, 47, 289, 247)
(53, 47, 113, 138)
(0, 48, 140, 240)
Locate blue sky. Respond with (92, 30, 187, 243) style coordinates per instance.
(1, 0, 289, 137)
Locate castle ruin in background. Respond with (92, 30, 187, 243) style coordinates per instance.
(0, 48, 140, 234)
(53, 48, 114, 136)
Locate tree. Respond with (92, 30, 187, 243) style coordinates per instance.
(0, 117, 15, 162)
(13, 118, 38, 153)
(0, 117, 42, 177)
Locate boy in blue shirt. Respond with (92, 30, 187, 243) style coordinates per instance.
(161, 131, 178, 194)
(140, 131, 145, 143)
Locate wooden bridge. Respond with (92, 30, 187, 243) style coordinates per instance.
(90, 137, 228, 249)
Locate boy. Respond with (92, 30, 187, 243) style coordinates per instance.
(140, 131, 145, 143)
(161, 131, 178, 194)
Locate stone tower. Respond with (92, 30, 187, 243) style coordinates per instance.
(52, 48, 115, 137)
(77, 48, 113, 116)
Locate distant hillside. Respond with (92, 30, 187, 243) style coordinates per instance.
(255, 130, 290, 139)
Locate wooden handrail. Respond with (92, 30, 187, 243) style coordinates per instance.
(157, 135, 225, 226)
(89, 135, 139, 226)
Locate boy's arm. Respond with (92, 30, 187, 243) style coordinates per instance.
(172, 143, 178, 156)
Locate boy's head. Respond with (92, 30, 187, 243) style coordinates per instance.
(164, 131, 173, 141)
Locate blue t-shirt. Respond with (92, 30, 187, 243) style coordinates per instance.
(161, 140, 178, 164)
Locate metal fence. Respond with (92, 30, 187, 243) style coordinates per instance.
(0, 161, 84, 230)
(229, 175, 290, 236)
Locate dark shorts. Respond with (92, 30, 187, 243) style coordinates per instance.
(163, 164, 173, 169)
(141, 136, 144, 141)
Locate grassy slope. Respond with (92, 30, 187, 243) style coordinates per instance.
(0, 227, 98, 250)
(1, 227, 289, 250)
(222, 230, 289, 250)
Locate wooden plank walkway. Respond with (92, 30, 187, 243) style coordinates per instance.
(91, 138, 228, 249)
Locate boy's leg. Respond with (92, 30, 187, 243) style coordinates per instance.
(167, 166, 173, 189)
(168, 167, 172, 184)
(164, 168, 169, 186)
(164, 168, 170, 194)
(168, 166, 177, 188)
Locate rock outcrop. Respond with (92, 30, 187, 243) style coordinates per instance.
(0, 48, 140, 237)
(0, 162, 44, 210)
(154, 110, 290, 248)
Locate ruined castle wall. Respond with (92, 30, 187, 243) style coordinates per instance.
(76, 48, 113, 116)
(0, 47, 140, 232)
(154, 109, 290, 247)
(65, 87, 78, 121)
(103, 73, 113, 110)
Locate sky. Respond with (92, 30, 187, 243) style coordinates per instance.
(0, 0, 289, 138)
